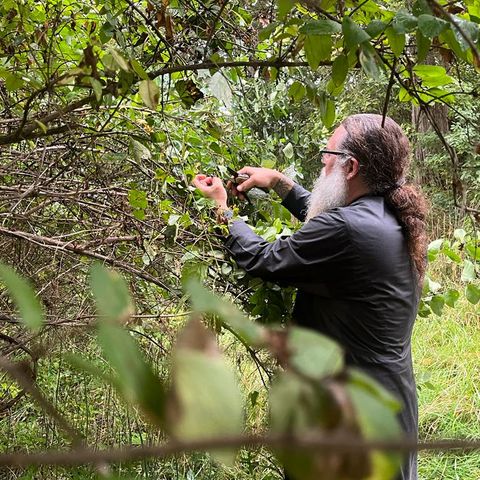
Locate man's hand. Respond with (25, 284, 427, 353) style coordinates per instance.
(234, 167, 280, 192)
(193, 174, 228, 209)
(233, 167, 294, 200)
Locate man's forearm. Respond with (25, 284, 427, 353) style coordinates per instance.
(273, 173, 294, 200)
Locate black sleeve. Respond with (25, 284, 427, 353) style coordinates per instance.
(281, 183, 311, 222)
(224, 211, 349, 287)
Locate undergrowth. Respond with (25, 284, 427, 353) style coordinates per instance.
(1, 267, 479, 479)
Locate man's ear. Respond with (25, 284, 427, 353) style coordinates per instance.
(345, 157, 360, 180)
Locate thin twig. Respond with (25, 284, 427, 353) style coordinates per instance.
(1, 432, 480, 467)
(381, 58, 397, 127)
(0, 227, 176, 294)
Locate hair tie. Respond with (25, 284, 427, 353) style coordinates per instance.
(384, 177, 406, 194)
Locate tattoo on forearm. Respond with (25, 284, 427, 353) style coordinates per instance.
(273, 175, 294, 200)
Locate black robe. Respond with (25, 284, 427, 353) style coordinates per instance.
(225, 184, 419, 480)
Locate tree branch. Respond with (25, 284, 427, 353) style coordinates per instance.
(0, 60, 319, 146)
(0, 227, 176, 295)
(0, 95, 94, 145)
(1, 432, 480, 468)
(150, 59, 313, 79)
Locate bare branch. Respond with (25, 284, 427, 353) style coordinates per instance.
(1, 432, 480, 468)
(0, 227, 176, 294)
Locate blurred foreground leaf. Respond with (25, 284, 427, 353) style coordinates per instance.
(168, 318, 243, 465)
(184, 279, 266, 347)
(97, 322, 166, 426)
(288, 326, 344, 380)
(0, 263, 44, 332)
(347, 383, 402, 480)
(90, 263, 135, 323)
(270, 371, 370, 480)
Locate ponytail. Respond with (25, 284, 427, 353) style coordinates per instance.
(340, 114, 428, 282)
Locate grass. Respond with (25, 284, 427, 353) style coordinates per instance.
(414, 284, 480, 479)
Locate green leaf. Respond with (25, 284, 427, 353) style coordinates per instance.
(465, 284, 480, 304)
(129, 138, 152, 162)
(416, 30, 431, 63)
(342, 16, 371, 48)
(386, 27, 406, 57)
(89, 264, 134, 323)
(34, 120, 48, 134)
(392, 11, 418, 33)
(89, 77, 103, 101)
(358, 43, 382, 78)
(417, 14, 448, 39)
(428, 238, 444, 251)
(440, 29, 467, 60)
(423, 276, 441, 295)
(269, 372, 345, 480)
(417, 301, 431, 318)
(181, 260, 209, 285)
(427, 238, 443, 261)
(454, 229, 467, 243)
(347, 383, 402, 480)
(430, 295, 445, 316)
(288, 81, 306, 102)
(461, 260, 476, 282)
(259, 22, 278, 41)
(466, 244, 480, 261)
(277, 0, 294, 18)
(288, 326, 343, 380)
(208, 71, 232, 109)
(318, 92, 336, 128)
(304, 35, 332, 69)
(348, 368, 401, 412)
(453, 18, 479, 51)
(398, 86, 412, 103)
(270, 372, 308, 432)
(413, 64, 454, 87)
(130, 59, 149, 80)
(299, 19, 342, 35)
(443, 289, 460, 308)
(366, 20, 387, 38)
(413, 0, 432, 16)
(168, 319, 243, 465)
(128, 189, 148, 220)
(0, 264, 44, 332)
(139, 79, 160, 110)
(184, 279, 266, 347)
(332, 54, 348, 86)
(326, 78, 345, 96)
(441, 245, 462, 263)
(283, 142, 294, 159)
(108, 48, 130, 71)
(5, 73, 24, 91)
(97, 322, 165, 425)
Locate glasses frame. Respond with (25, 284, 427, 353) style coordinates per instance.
(319, 149, 351, 157)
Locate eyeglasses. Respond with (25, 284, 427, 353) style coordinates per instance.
(319, 149, 350, 156)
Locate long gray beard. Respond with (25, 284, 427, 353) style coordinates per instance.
(305, 163, 348, 222)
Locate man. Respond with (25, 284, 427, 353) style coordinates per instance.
(193, 114, 428, 480)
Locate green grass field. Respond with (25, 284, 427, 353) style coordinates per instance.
(412, 240, 480, 480)
(414, 294, 480, 480)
